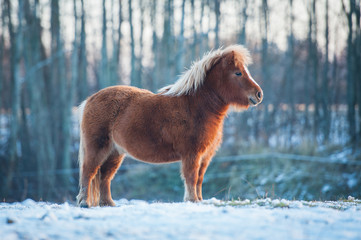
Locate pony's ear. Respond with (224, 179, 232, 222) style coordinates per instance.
(223, 50, 236, 66)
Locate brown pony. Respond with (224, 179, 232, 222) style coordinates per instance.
(76, 45, 263, 207)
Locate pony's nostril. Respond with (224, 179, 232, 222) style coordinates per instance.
(256, 91, 263, 100)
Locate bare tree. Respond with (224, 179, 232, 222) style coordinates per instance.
(59, 0, 80, 192)
(176, 0, 186, 76)
(0, 1, 4, 123)
(311, 0, 320, 137)
(100, 0, 109, 88)
(260, 0, 270, 140)
(137, 0, 145, 87)
(150, 1, 159, 91)
(160, 0, 174, 86)
(128, 0, 136, 87)
(342, 0, 357, 143)
(78, 0, 88, 101)
(191, 0, 197, 59)
(109, 0, 123, 86)
(214, 0, 221, 47)
(199, 0, 207, 55)
(4, 0, 23, 197)
(304, 0, 312, 128)
(278, 0, 296, 146)
(321, 0, 330, 141)
(50, 0, 71, 199)
(23, 0, 49, 200)
(239, 0, 249, 45)
(354, 1, 361, 143)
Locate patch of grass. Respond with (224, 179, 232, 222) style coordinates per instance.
(302, 202, 317, 207)
(272, 202, 289, 208)
(227, 199, 252, 207)
(338, 196, 361, 203)
(327, 205, 345, 211)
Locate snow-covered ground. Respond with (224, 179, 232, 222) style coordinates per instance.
(1, 198, 361, 240)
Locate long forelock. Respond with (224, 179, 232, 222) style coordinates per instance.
(159, 45, 252, 96)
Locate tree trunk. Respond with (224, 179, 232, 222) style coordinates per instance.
(129, 0, 138, 87)
(214, 0, 220, 47)
(305, 1, 312, 129)
(321, 0, 330, 142)
(191, 0, 197, 59)
(261, 0, 270, 142)
(161, 0, 173, 86)
(342, 0, 357, 143)
(239, 0, 248, 44)
(110, 0, 122, 86)
(286, 0, 295, 146)
(176, 0, 186, 76)
(137, 0, 145, 87)
(354, 1, 361, 143)
(150, 1, 158, 91)
(4, 0, 23, 198)
(23, 0, 49, 200)
(78, 0, 88, 101)
(59, 0, 79, 196)
(100, 0, 108, 88)
(50, 0, 66, 199)
(311, 0, 320, 138)
(199, 0, 206, 55)
(0, 1, 4, 120)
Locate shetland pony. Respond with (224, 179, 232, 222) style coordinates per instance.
(76, 45, 263, 207)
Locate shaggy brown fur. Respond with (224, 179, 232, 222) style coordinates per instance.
(76, 45, 263, 207)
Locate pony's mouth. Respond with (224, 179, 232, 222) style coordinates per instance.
(249, 97, 258, 106)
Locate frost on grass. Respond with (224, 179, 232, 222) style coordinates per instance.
(203, 197, 361, 210)
(1, 198, 361, 240)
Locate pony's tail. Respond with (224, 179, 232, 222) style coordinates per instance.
(77, 100, 101, 207)
(89, 170, 101, 206)
(78, 100, 86, 189)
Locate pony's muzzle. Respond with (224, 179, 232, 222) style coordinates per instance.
(249, 90, 263, 106)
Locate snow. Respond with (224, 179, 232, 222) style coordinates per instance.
(1, 198, 361, 240)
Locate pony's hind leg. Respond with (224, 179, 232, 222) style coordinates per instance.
(77, 138, 113, 207)
(99, 151, 125, 206)
(77, 161, 100, 207)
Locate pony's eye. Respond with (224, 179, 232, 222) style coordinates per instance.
(235, 72, 242, 76)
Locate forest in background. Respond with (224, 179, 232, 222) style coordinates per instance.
(0, 0, 360, 202)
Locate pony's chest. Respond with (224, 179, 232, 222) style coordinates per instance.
(190, 117, 224, 151)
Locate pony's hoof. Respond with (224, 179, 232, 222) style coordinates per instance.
(184, 197, 200, 203)
(78, 200, 89, 208)
(99, 200, 116, 207)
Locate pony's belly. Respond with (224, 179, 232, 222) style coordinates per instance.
(131, 156, 180, 164)
(113, 141, 180, 164)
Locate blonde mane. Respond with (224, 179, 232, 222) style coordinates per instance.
(159, 45, 252, 96)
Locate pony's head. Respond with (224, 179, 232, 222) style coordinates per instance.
(211, 45, 263, 110)
(159, 45, 263, 109)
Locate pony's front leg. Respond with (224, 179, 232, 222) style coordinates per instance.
(196, 147, 216, 201)
(196, 160, 211, 201)
(181, 156, 201, 202)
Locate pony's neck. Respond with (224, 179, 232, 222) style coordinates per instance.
(189, 84, 229, 119)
